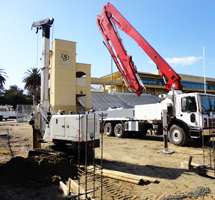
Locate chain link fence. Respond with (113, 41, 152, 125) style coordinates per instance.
(16, 104, 34, 122)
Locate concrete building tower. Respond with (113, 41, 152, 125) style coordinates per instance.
(49, 39, 91, 113)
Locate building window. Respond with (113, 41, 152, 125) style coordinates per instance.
(207, 84, 215, 90)
(181, 81, 205, 89)
(141, 78, 155, 85)
(156, 79, 165, 86)
(76, 71, 86, 78)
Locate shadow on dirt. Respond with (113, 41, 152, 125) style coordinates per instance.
(95, 158, 190, 181)
(128, 134, 214, 148)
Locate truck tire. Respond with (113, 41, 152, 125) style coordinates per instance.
(168, 124, 189, 146)
(0, 116, 2, 121)
(114, 123, 128, 138)
(104, 123, 114, 136)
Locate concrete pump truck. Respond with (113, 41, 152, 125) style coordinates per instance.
(96, 3, 215, 146)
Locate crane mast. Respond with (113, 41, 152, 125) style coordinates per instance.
(32, 17, 54, 104)
(96, 3, 183, 95)
(31, 17, 54, 136)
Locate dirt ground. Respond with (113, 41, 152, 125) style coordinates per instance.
(0, 120, 215, 200)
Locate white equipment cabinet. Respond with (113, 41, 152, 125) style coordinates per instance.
(44, 114, 100, 144)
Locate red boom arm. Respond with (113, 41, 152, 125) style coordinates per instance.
(96, 3, 182, 95)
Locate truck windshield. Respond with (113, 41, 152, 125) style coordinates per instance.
(200, 95, 215, 114)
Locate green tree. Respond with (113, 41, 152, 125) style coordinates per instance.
(22, 68, 41, 104)
(0, 68, 8, 89)
(4, 85, 27, 108)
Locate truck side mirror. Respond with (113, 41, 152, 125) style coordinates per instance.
(181, 98, 187, 111)
(182, 98, 186, 107)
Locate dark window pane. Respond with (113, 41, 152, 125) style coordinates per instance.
(181, 81, 205, 89)
(141, 78, 155, 85)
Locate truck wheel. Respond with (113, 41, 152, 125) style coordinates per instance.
(168, 124, 189, 146)
(104, 123, 114, 136)
(114, 123, 127, 138)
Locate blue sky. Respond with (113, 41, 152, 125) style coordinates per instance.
(0, 0, 215, 90)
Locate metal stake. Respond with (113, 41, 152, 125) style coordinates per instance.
(101, 113, 104, 199)
(85, 114, 88, 199)
(78, 114, 81, 199)
(93, 113, 96, 198)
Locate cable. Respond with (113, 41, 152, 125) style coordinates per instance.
(51, 22, 54, 43)
(36, 33, 38, 69)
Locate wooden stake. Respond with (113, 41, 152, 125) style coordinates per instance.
(59, 181, 69, 196)
(68, 178, 92, 199)
(182, 160, 214, 178)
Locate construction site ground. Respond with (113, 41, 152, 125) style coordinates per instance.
(0, 120, 214, 200)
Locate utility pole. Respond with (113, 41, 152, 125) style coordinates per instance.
(111, 51, 113, 95)
(203, 46, 206, 94)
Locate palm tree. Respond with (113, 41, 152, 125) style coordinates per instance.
(22, 68, 41, 104)
(0, 68, 8, 89)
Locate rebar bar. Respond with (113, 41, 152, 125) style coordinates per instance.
(101, 112, 104, 199)
(85, 114, 88, 200)
(75, 113, 104, 199)
(93, 113, 96, 198)
(78, 114, 81, 200)
(202, 114, 215, 178)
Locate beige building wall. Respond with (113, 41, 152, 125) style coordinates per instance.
(49, 39, 91, 114)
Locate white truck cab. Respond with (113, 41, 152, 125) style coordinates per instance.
(0, 105, 16, 121)
(175, 93, 215, 139)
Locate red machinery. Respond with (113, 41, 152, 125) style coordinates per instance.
(96, 3, 183, 96)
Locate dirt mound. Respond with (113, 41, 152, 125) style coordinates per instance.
(0, 153, 78, 188)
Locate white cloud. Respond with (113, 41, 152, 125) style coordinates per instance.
(148, 60, 155, 65)
(165, 56, 202, 66)
(209, 60, 215, 65)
